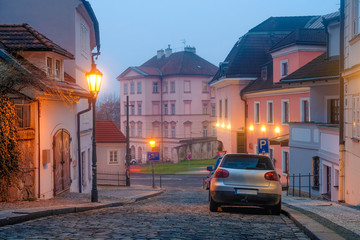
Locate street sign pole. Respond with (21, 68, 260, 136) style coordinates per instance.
(151, 161, 155, 189)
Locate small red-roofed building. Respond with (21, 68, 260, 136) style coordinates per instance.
(95, 121, 127, 185)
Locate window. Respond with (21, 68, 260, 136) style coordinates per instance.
(130, 82, 135, 94)
(138, 104, 142, 115)
(211, 87, 216, 98)
(138, 124, 142, 137)
(171, 126, 176, 138)
(164, 104, 168, 115)
(211, 105, 216, 117)
(312, 156, 320, 189)
(163, 81, 168, 93)
(153, 82, 159, 93)
(225, 99, 228, 119)
(329, 99, 340, 124)
(170, 81, 175, 93)
(137, 82, 142, 94)
(184, 80, 191, 93)
(267, 101, 273, 124)
(55, 60, 61, 79)
(202, 82, 208, 93)
(13, 99, 31, 128)
(282, 150, 289, 174)
(47, 57, 53, 76)
(171, 103, 175, 115)
(212, 126, 216, 136)
(353, 96, 360, 138)
(203, 126, 208, 137)
(203, 104, 208, 114)
(80, 24, 89, 54)
(353, 0, 360, 35)
(254, 102, 260, 124)
(130, 125, 135, 137)
(301, 98, 310, 122)
(280, 59, 289, 77)
(108, 150, 119, 165)
(131, 104, 135, 115)
(152, 103, 160, 115)
(261, 66, 267, 80)
(124, 83, 128, 95)
(282, 100, 290, 124)
(164, 126, 168, 137)
(184, 101, 191, 115)
(219, 100, 222, 118)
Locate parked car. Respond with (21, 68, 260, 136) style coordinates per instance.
(130, 159, 137, 165)
(209, 153, 282, 215)
(204, 156, 223, 190)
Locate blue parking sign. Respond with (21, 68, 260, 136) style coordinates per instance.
(257, 138, 269, 154)
(147, 152, 160, 161)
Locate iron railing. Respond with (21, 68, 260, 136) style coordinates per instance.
(286, 173, 320, 198)
(97, 172, 126, 186)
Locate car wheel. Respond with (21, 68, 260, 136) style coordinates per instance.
(209, 196, 219, 212)
(270, 201, 281, 215)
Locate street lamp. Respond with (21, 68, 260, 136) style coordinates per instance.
(86, 61, 103, 202)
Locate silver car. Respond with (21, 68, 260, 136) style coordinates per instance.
(209, 153, 282, 214)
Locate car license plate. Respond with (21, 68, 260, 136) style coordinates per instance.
(235, 189, 258, 195)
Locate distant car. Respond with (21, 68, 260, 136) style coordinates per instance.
(130, 159, 137, 165)
(204, 156, 223, 190)
(209, 153, 282, 215)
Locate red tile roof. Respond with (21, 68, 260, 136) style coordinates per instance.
(0, 24, 74, 59)
(96, 121, 126, 143)
(117, 50, 217, 79)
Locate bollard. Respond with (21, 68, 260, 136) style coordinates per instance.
(287, 175, 289, 196)
(160, 175, 162, 188)
(309, 173, 311, 198)
(299, 173, 302, 197)
(293, 174, 295, 196)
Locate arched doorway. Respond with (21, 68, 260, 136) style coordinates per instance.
(138, 146, 142, 163)
(53, 129, 71, 195)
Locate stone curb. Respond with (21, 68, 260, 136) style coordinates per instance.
(0, 190, 164, 227)
(281, 204, 345, 240)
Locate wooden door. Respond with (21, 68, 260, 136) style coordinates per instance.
(53, 129, 71, 195)
(326, 166, 331, 195)
(236, 132, 246, 153)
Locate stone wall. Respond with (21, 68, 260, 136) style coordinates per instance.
(175, 138, 223, 161)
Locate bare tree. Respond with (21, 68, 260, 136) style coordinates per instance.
(96, 93, 120, 128)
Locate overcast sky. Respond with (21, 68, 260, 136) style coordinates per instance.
(88, 0, 340, 99)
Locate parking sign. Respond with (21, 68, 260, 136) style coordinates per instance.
(257, 138, 269, 154)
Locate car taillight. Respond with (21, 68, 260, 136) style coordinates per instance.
(214, 169, 229, 178)
(264, 171, 279, 181)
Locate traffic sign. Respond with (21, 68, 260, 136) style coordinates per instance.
(258, 138, 269, 154)
(147, 152, 160, 161)
(218, 151, 227, 156)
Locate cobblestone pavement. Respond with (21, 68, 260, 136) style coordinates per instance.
(0, 185, 309, 240)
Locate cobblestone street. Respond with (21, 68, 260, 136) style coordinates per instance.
(0, 176, 309, 239)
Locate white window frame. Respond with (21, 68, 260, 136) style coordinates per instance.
(254, 101, 260, 124)
(353, 96, 360, 138)
(164, 126, 168, 138)
(164, 104, 168, 115)
(171, 126, 176, 138)
(153, 82, 159, 93)
(281, 99, 290, 125)
(137, 124, 142, 137)
(267, 100, 274, 124)
(203, 126, 208, 137)
(300, 97, 310, 122)
(124, 83, 128, 95)
(170, 81, 175, 93)
(282, 149, 289, 175)
(130, 82, 135, 94)
(137, 82, 142, 94)
(171, 103, 175, 115)
(280, 59, 289, 77)
(108, 150, 119, 165)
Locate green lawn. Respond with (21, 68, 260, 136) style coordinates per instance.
(137, 159, 217, 174)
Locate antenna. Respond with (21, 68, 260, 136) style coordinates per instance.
(181, 39, 186, 49)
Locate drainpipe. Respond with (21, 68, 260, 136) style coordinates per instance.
(339, 0, 345, 202)
(240, 91, 248, 153)
(37, 100, 41, 199)
(77, 98, 92, 193)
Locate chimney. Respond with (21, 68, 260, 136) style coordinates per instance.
(157, 49, 164, 59)
(184, 46, 196, 54)
(165, 44, 172, 57)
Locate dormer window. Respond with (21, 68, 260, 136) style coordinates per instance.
(261, 66, 267, 80)
(55, 60, 61, 79)
(280, 59, 289, 77)
(47, 57, 53, 77)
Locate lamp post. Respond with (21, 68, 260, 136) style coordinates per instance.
(149, 138, 156, 188)
(86, 61, 103, 202)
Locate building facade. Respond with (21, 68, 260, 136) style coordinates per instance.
(117, 47, 219, 163)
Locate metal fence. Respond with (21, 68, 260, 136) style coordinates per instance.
(97, 172, 126, 186)
(286, 173, 320, 198)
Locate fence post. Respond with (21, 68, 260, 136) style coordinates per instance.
(309, 173, 311, 198)
(160, 175, 162, 188)
(299, 173, 302, 197)
(293, 174, 295, 196)
(287, 175, 289, 196)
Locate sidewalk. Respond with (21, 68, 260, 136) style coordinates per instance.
(282, 192, 360, 240)
(0, 185, 163, 227)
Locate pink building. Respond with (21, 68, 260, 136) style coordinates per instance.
(117, 46, 218, 163)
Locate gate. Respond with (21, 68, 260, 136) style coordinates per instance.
(53, 129, 71, 195)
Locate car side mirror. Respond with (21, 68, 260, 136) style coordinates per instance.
(207, 166, 213, 171)
(278, 174, 281, 179)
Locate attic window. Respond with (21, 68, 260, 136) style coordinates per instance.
(55, 60, 61, 79)
(261, 66, 267, 80)
(47, 57, 53, 77)
(280, 59, 289, 77)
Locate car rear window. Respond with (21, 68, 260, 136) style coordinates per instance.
(221, 155, 274, 170)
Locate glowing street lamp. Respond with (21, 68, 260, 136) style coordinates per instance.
(261, 126, 266, 132)
(149, 139, 156, 149)
(227, 124, 231, 130)
(86, 61, 103, 203)
(275, 127, 280, 134)
(249, 125, 254, 131)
